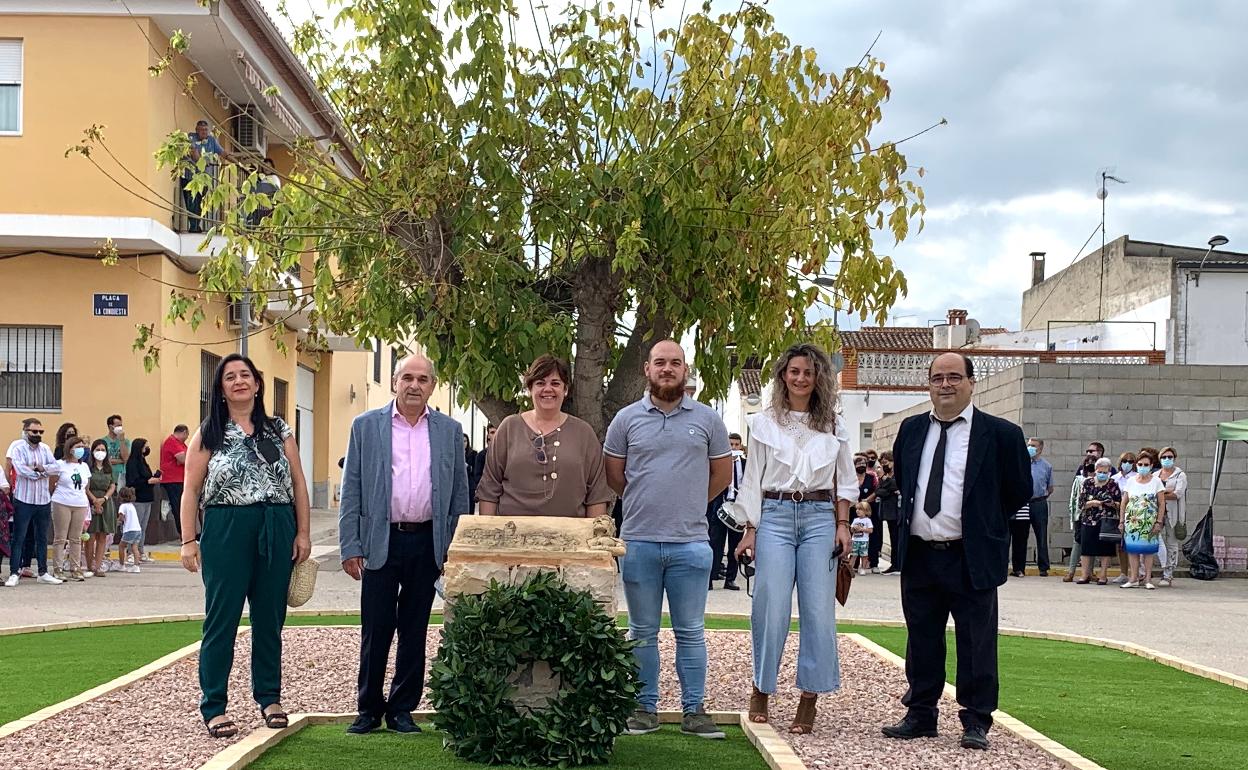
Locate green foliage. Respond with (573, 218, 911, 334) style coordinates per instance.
(88, 1, 929, 430)
(429, 572, 640, 767)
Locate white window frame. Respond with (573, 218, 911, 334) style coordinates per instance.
(0, 325, 63, 412)
(0, 39, 23, 136)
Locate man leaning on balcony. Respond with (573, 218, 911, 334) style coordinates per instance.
(183, 120, 229, 234)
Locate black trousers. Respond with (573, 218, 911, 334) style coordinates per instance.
(1009, 518, 1031, 574)
(164, 482, 185, 538)
(358, 525, 439, 717)
(707, 513, 742, 582)
(1029, 500, 1050, 572)
(900, 538, 999, 732)
(868, 512, 885, 568)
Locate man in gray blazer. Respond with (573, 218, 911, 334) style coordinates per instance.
(339, 354, 470, 734)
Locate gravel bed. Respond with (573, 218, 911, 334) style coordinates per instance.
(1, 627, 1069, 770)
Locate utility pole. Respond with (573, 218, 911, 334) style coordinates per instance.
(1096, 170, 1127, 320)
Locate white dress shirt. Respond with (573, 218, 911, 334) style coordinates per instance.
(722, 410, 859, 527)
(910, 402, 974, 542)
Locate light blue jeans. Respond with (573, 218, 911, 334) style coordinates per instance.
(620, 539, 713, 713)
(752, 498, 841, 694)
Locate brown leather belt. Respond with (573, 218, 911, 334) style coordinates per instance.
(763, 489, 833, 503)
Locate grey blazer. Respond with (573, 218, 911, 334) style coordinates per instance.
(338, 403, 469, 570)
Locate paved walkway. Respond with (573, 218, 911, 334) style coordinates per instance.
(4, 523, 1246, 678)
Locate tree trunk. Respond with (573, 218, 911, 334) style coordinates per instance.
(570, 255, 621, 438)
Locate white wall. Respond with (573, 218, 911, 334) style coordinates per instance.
(976, 304, 1166, 354)
(841, 390, 929, 454)
(1175, 269, 1248, 365)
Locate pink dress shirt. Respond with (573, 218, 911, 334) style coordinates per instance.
(390, 403, 434, 523)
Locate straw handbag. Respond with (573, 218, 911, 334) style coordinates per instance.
(287, 558, 319, 608)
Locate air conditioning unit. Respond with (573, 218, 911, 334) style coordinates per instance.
(232, 105, 266, 155)
(227, 300, 260, 328)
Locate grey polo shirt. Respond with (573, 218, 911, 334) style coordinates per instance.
(604, 393, 731, 543)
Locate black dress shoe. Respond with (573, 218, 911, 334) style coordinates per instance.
(1039, 571, 1049, 577)
(346, 713, 383, 734)
(723, 581, 740, 591)
(1011, 571, 1025, 578)
(960, 725, 990, 750)
(881, 718, 938, 740)
(387, 712, 421, 734)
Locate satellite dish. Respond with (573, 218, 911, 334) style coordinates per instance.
(966, 319, 981, 343)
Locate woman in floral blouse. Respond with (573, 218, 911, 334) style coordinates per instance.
(179, 354, 312, 738)
(1121, 449, 1166, 590)
(1075, 457, 1120, 584)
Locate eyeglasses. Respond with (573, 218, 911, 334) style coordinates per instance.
(532, 433, 548, 465)
(26, 429, 44, 435)
(928, 374, 966, 386)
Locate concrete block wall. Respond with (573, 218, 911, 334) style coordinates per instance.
(870, 363, 1248, 564)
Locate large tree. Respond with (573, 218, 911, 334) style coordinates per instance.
(113, 0, 929, 435)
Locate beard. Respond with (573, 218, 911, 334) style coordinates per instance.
(648, 374, 687, 402)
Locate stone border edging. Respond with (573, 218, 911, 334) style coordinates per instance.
(845, 633, 1106, 770)
(197, 710, 807, 770)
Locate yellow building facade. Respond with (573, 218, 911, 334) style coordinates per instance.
(0, 0, 418, 509)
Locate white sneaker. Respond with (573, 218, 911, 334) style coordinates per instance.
(1112, 575, 1127, 584)
(126, 555, 135, 567)
(125, 565, 141, 574)
(4, 574, 18, 587)
(141, 553, 154, 563)
(858, 569, 867, 576)
(82, 571, 94, 578)
(1144, 582, 1156, 590)
(36, 573, 63, 585)
(871, 567, 881, 574)
(1121, 581, 1138, 589)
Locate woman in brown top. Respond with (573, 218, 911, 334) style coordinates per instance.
(477, 354, 612, 517)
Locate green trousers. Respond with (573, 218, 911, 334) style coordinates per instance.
(199, 503, 296, 722)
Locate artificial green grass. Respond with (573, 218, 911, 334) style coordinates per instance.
(0, 620, 203, 725)
(2, 615, 1246, 770)
(248, 724, 768, 770)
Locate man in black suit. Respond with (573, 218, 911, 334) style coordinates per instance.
(707, 433, 746, 590)
(881, 353, 1031, 751)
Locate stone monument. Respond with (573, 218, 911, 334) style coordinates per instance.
(441, 514, 626, 616)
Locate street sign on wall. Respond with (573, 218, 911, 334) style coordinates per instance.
(93, 293, 128, 317)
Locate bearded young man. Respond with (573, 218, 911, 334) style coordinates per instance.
(604, 340, 733, 739)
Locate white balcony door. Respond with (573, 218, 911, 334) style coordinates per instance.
(295, 365, 315, 502)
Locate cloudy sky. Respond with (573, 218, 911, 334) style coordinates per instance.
(272, 0, 1247, 330)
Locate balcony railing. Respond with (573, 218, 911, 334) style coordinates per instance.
(842, 348, 1166, 390)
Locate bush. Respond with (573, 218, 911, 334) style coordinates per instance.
(429, 571, 640, 767)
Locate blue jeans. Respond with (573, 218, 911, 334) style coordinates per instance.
(10, 500, 51, 576)
(621, 540, 713, 713)
(752, 498, 841, 694)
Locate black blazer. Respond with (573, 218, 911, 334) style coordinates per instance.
(891, 407, 1031, 591)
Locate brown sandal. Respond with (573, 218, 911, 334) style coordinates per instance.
(748, 686, 769, 723)
(789, 693, 817, 734)
(205, 717, 238, 738)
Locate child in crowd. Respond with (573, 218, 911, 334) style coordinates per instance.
(850, 501, 874, 576)
(116, 488, 143, 574)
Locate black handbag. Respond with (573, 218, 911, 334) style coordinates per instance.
(1098, 514, 1122, 542)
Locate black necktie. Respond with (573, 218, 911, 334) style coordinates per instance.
(924, 417, 963, 517)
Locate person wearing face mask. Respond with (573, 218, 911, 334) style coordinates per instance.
(1153, 447, 1186, 587)
(49, 436, 91, 581)
(1075, 458, 1120, 584)
(1109, 451, 1136, 584)
(4, 418, 63, 586)
(876, 451, 901, 574)
(1063, 460, 1096, 582)
(104, 414, 131, 490)
(855, 456, 879, 573)
(1022, 438, 1054, 576)
(1121, 449, 1165, 590)
(124, 438, 161, 564)
(476, 355, 612, 519)
(85, 439, 118, 577)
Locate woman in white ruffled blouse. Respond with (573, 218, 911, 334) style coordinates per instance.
(725, 343, 856, 735)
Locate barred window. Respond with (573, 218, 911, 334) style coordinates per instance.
(273, 377, 288, 421)
(0, 326, 62, 410)
(200, 351, 222, 424)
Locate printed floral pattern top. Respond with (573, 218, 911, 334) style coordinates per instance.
(202, 418, 294, 507)
(1122, 474, 1164, 554)
(1077, 477, 1121, 527)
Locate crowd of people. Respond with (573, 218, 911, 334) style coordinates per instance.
(1, 416, 190, 586)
